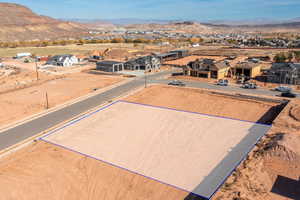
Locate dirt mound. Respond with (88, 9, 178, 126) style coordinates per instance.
(107, 49, 131, 60)
(213, 100, 300, 200)
(290, 106, 300, 121)
(0, 3, 86, 41)
(213, 133, 300, 200)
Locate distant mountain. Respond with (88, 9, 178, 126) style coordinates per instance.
(104, 18, 173, 25)
(202, 21, 300, 33)
(66, 18, 176, 26)
(202, 17, 300, 26)
(0, 3, 87, 42)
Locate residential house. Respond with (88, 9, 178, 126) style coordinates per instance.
(170, 50, 189, 58)
(156, 52, 179, 61)
(46, 55, 78, 67)
(184, 59, 231, 79)
(264, 63, 300, 85)
(96, 61, 124, 72)
(232, 61, 262, 78)
(156, 49, 189, 62)
(124, 55, 161, 71)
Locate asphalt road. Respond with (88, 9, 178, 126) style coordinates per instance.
(151, 79, 300, 98)
(0, 71, 169, 151)
(0, 70, 298, 151)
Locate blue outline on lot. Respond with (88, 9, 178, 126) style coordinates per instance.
(40, 100, 271, 200)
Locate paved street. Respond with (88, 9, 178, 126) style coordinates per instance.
(151, 79, 300, 98)
(0, 70, 298, 151)
(0, 71, 169, 151)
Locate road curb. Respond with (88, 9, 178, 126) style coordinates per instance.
(0, 78, 132, 133)
(0, 84, 146, 158)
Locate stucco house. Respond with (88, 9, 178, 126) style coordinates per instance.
(184, 59, 231, 79)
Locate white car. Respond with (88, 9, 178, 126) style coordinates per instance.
(217, 79, 229, 86)
(242, 82, 258, 89)
(274, 86, 292, 93)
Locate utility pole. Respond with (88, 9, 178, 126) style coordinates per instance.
(35, 57, 39, 81)
(45, 92, 49, 109)
(144, 70, 147, 88)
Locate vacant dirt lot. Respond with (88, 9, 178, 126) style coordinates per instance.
(0, 141, 187, 200)
(0, 72, 123, 126)
(0, 85, 284, 200)
(43, 101, 267, 197)
(125, 85, 279, 123)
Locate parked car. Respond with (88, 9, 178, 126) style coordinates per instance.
(274, 86, 292, 93)
(241, 82, 258, 89)
(168, 80, 186, 86)
(217, 79, 229, 86)
(281, 92, 297, 98)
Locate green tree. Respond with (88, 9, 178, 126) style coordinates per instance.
(287, 51, 294, 62)
(111, 38, 125, 43)
(273, 53, 287, 63)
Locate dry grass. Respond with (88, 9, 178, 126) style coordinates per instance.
(0, 43, 137, 57)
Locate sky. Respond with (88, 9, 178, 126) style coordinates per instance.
(1, 0, 300, 21)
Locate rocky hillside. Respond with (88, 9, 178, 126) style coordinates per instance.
(0, 3, 87, 41)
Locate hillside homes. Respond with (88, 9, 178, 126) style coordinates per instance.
(46, 55, 78, 67)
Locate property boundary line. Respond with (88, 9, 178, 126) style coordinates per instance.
(40, 99, 271, 141)
(39, 138, 208, 200)
(40, 100, 272, 199)
(207, 126, 266, 199)
(119, 100, 272, 127)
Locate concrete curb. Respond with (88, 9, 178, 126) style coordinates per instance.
(0, 83, 145, 158)
(0, 78, 132, 133)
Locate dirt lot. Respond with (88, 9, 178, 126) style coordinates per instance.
(125, 85, 279, 123)
(0, 85, 286, 200)
(0, 141, 187, 200)
(43, 101, 266, 196)
(0, 72, 123, 126)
